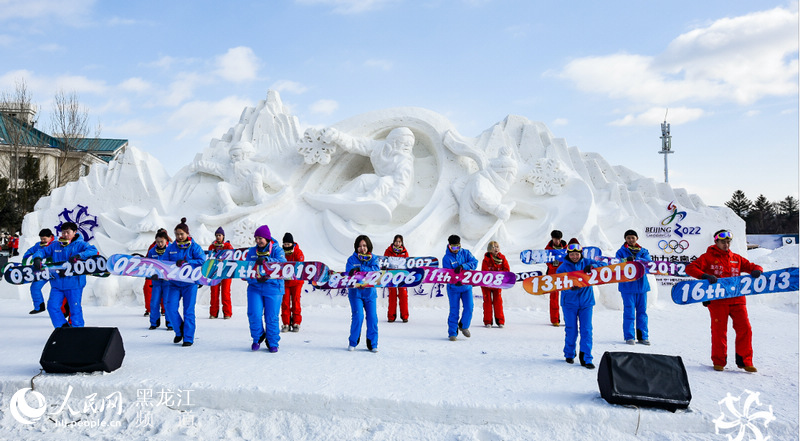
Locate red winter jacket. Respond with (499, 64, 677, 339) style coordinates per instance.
(686, 245, 763, 305)
(545, 240, 565, 274)
(208, 240, 234, 253)
(481, 251, 510, 272)
(283, 243, 305, 287)
(384, 245, 409, 259)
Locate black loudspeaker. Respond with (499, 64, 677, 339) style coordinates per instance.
(597, 351, 691, 412)
(40, 327, 125, 373)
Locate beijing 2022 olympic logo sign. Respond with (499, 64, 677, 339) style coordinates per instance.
(646, 201, 701, 240)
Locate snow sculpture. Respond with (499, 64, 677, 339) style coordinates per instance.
(301, 126, 415, 223)
(18, 89, 750, 310)
(524, 158, 567, 195)
(297, 128, 337, 165)
(454, 146, 518, 241)
(189, 140, 286, 211)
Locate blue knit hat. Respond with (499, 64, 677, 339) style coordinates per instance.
(215, 227, 225, 236)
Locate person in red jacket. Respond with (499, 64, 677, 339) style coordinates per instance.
(209, 227, 234, 319)
(384, 234, 410, 322)
(9, 233, 20, 256)
(481, 240, 509, 328)
(545, 230, 565, 326)
(685, 229, 763, 373)
(281, 232, 304, 332)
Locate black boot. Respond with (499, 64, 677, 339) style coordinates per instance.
(29, 302, 45, 314)
(366, 339, 373, 351)
(579, 352, 586, 366)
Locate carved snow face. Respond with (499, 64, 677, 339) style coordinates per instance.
(387, 128, 414, 153)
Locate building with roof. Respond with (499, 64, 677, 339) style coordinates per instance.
(0, 105, 127, 191)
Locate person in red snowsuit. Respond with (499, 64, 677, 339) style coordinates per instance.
(384, 234, 410, 322)
(685, 229, 763, 373)
(545, 230, 565, 326)
(209, 227, 234, 319)
(281, 232, 304, 332)
(10, 233, 20, 256)
(481, 241, 509, 327)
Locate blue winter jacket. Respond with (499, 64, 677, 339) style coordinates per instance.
(32, 233, 98, 290)
(345, 252, 380, 299)
(442, 246, 478, 293)
(442, 247, 478, 272)
(556, 256, 606, 308)
(164, 238, 206, 287)
(147, 243, 171, 288)
(615, 244, 651, 294)
(245, 239, 286, 294)
(23, 240, 52, 264)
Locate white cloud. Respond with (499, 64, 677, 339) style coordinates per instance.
(559, 6, 798, 107)
(309, 99, 339, 115)
(37, 43, 62, 52)
(609, 107, 705, 126)
(0, 0, 95, 22)
(160, 72, 208, 107)
(364, 59, 393, 71)
(294, 0, 395, 14)
(271, 80, 308, 94)
(167, 96, 252, 141)
(744, 110, 760, 117)
(552, 118, 568, 126)
(105, 118, 163, 137)
(119, 77, 152, 93)
(215, 47, 260, 83)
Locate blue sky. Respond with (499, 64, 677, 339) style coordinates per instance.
(1, 0, 797, 206)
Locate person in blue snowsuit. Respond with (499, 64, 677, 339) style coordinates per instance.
(442, 234, 479, 341)
(23, 228, 54, 314)
(345, 234, 381, 352)
(556, 238, 606, 369)
(32, 222, 98, 328)
(615, 229, 652, 345)
(245, 224, 286, 353)
(146, 229, 172, 330)
(164, 218, 205, 347)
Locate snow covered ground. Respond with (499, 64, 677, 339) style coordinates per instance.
(0, 248, 797, 440)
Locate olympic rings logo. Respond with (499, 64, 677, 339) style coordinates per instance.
(658, 239, 689, 254)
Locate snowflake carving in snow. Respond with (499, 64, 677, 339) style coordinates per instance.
(523, 158, 567, 195)
(297, 128, 337, 165)
(713, 390, 775, 441)
(56, 204, 98, 242)
(232, 218, 260, 247)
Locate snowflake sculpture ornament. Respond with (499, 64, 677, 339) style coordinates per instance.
(56, 205, 98, 242)
(713, 390, 775, 441)
(232, 218, 260, 248)
(297, 128, 337, 165)
(523, 158, 567, 195)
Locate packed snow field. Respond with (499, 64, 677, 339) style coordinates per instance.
(0, 248, 797, 440)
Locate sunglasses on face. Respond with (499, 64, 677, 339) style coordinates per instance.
(714, 231, 733, 241)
